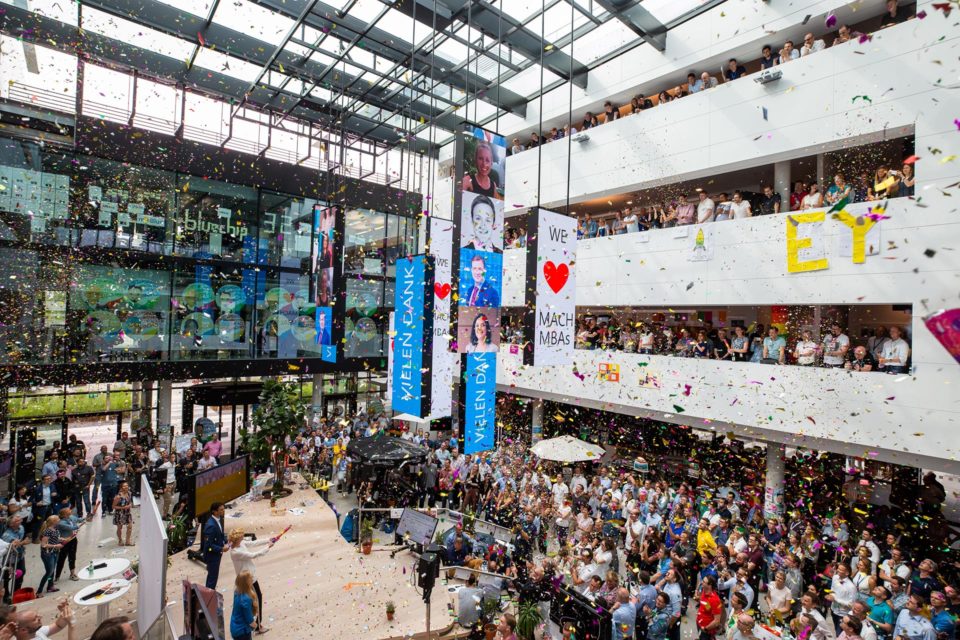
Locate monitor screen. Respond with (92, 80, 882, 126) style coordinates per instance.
(191, 456, 250, 518)
(395, 508, 438, 547)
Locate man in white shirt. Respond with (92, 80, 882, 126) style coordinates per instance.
(571, 468, 588, 494)
(552, 479, 569, 508)
(801, 32, 827, 56)
(878, 327, 910, 374)
(158, 452, 177, 517)
(801, 593, 837, 640)
(729, 191, 752, 219)
(827, 563, 859, 628)
(148, 442, 164, 465)
(697, 191, 716, 224)
(197, 450, 217, 471)
(13, 600, 74, 640)
(856, 530, 882, 568)
(879, 548, 912, 589)
(625, 508, 647, 547)
(852, 602, 878, 640)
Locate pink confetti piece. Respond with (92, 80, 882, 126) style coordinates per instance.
(825, 13, 837, 27)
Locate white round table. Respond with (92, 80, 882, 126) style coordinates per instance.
(79, 558, 130, 581)
(73, 579, 131, 625)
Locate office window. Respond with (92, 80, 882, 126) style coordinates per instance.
(174, 176, 259, 262)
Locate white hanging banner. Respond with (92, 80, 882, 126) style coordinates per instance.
(429, 217, 455, 418)
(525, 209, 577, 367)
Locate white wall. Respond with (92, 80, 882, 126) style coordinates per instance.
(504, 15, 959, 209)
(497, 194, 960, 471)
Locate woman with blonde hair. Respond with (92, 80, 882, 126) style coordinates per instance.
(37, 514, 63, 595)
(229, 529, 274, 634)
(231, 570, 259, 640)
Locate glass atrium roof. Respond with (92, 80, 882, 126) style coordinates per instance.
(1, 0, 725, 151)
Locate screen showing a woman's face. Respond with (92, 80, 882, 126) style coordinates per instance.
(474, 315, 488, 343)
(475, 145, 493, 179)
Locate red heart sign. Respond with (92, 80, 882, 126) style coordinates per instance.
(543, 261, 569, 293)
(434, 283, 451, 299)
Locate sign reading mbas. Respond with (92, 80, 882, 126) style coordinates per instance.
(391, 255, 434, 418)
(525, 209, 577, 366)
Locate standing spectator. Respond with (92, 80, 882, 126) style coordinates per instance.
(794, 330, 819, 366)
(623, 208, 640, 233)
(729, 191, 752, 219)
(54, 507, 81, 582)
(762, 327, 786, 364)
(778, 41, 800, 64)
(760, 45, 776, 69)
(31, 475, 59, 542)
(880, 0, 909, 27)
(853, 173, 871, 202)
(724, 59, 747, 81)
(929, 592, 955, 640)
(582, 112, 599, 130)
(828, 563, 859, 632)
(603, 101, 620, 123)
(822, 323, 850, 368)
(230, 571, 259, 640)
(826, 174, 853, 206)
(612, 212, 626, 235)
(112, 481, 134, 547)
(892, 594, 936, 640)
(873, 167, 899, 200)
(657, 90, 674, 105)
(527, 132, 541, 149)
(791, 182, 808, 211)
(72, 458, 93, 519)
(37, 515, 62, 595)
(585, 213, 598, 239)
(611, 588, 637, 640)
(203, 434, 223, 464)
(846, 346, 877, 372)
(693, 331, 713, 358)
(510, 138, 523, 155)
(802, 33, 827, 56)
(759, 185, 782, 215)
(730, 326, 750, 361)
(157, 453, 177, 517)
(687, 73, 702, 93)
(2, 514, 27, 592)
(878, 327, 910, 373)
(676, 196, 696, 226)
(801, 183, 823, 210)
(715, 193, 733, 221)
(91, 445, 108, 507)
(197, 450, 217, 472)
(99, 455, 120, 518)
(203, 502, 230, 589)
(897, 163, 915, 197)
(834, 24, 861, 46)
(868, 327, 889, 361)
(634, 94, 654, 111)
(697, 192, 716, 224)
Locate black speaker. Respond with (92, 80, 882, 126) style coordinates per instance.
(416, 551, 440, 591)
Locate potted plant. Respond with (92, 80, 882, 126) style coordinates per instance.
(240, 378, 307, 501)
(385, 601, 395, 621)
(482, 599, 500, 640)
(516, 601, 543, 640)
(166, 515, 189, 555)
(360, 518, 374, 555)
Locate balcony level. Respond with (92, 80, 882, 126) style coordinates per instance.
(503, 16, 958, 210)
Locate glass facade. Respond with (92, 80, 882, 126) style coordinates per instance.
(0, 136, 418, 367)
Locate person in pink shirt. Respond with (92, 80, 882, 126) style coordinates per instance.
(203, 434, 223, 463)
(675, 195, 697, 226)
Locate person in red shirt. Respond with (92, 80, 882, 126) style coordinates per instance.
(697, 576, 723, 640)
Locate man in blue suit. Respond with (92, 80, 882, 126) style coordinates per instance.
(202, 502, 229, 589)
(462, 254, 500, 307)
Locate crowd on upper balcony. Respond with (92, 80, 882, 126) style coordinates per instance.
(575, 162, 915, 238)
(509, 1, 916, 154)
(563, 318, 911, 373)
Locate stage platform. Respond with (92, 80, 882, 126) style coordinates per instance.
(16, 475, 454, 639)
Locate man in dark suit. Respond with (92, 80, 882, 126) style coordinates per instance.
(462, 254, 500, 307)
(202, 502, 229, 589)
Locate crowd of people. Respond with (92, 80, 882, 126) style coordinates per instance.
(0, 424, 227, 605)
(511, 2, 915, 154)
(570, 319, 911, 372)
(389, 438, 956, 640)
(573, 164, 915, 239)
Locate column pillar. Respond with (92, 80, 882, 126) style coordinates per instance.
(816, 153, 826, 188)
(157, 381, 172, 428)
(142, 381, 154, 425)
(530, 398, 544, 445)
(774, 161, 791, 212)
(130, 381, 141, 424)
(310, 374, 324, 423)
(764, 443, 786, 518)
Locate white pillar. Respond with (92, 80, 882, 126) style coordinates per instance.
(774, 161, 791, 212)
(531, 398, 544, 444)
(764, 443, 786, 518)
(816, 153, 826, 188)
(310, 374, 324, 423)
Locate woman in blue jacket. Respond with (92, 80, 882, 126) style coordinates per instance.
(230, 570, 258, 640)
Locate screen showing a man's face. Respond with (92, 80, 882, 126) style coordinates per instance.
(471, 258, 485, 285)
(472, 203, 494, 244)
